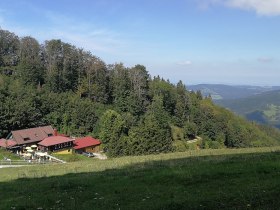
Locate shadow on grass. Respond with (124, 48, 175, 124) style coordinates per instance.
(1, 151, 280, 210)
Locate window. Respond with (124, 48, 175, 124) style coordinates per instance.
(23, 137, 30, 141)
(47, 133, 53, 137)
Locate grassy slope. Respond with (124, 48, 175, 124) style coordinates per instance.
(0, 149, 21, 160)
(1, 147, 280, 209)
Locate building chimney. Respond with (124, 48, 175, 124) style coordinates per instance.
(54, 128, 58, 136)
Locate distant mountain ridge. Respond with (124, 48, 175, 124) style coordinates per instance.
(216, 90, 280, 129)
(189, 84, 280, 100)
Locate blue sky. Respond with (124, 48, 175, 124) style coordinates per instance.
(0, 0, 280, 85)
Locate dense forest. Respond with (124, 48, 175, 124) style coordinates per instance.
(1, 28, 280, 156)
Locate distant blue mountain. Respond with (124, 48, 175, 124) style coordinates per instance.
(188, 84, 280, 100)
(189, 84, 280, 128)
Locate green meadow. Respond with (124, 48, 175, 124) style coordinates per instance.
(1, 147, 280, 210)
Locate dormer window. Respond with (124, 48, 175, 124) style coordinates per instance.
(47, 133, 53, 137)
(23, 137, 30, 141)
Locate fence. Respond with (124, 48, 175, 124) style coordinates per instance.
(0, 159, 52, 166)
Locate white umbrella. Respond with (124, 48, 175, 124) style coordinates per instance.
(25, 147, 32, 150)
(27, 149, 34, 153)
(31, 145, 37, 148)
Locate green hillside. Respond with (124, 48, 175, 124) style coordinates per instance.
(217, 90, 280, 128)
(1, 148, 280, 209)
(1, 28, 280, 156)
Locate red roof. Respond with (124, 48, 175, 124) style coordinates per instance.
(38, 136, 74, 147)
(74, 136, 101, 150)
(0, 139, 17, 148)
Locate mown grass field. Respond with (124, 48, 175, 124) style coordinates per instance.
(1, 147, 280, 210)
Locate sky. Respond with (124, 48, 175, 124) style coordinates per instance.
(0, 0, 280, 86)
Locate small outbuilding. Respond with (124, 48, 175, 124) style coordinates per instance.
(74, 136, 101, 153)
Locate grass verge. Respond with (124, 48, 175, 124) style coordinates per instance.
(0, 148, 21, 160)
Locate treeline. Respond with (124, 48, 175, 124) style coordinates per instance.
(0, 28, 279, 156)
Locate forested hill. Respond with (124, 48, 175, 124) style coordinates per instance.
(216, 90, 280, 129)
(0, 28, 279, 156)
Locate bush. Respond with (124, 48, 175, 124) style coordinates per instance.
(208, 141, 223, 149)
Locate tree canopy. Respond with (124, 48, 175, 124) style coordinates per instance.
(1, 28, 279, 156)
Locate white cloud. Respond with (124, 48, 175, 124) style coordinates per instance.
(0, 17, 31, 36)
(42, 11, 126, 55)
(177, 60, 192, 65)
(50, 29, 120, 54)
(227, 0, 280, 16)
(0, 8, 131, 64)
(199, 0, 280, 16)
(258, 57, 274, 63)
